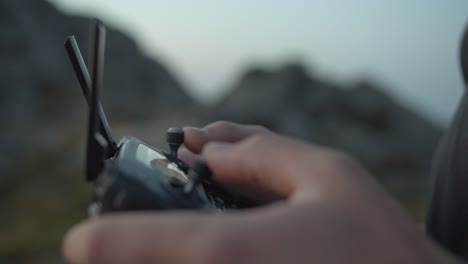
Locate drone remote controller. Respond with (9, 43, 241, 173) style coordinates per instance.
(64, 20, 258, 215)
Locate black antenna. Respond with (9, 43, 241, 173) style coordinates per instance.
(84, 19, 110, 182)
(461, 24, 468, 85)
(64, 33, 118, 156)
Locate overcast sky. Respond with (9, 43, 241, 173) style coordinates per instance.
(48, 0, 468, 126)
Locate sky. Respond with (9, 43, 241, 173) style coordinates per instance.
(48, 0, 468, 126)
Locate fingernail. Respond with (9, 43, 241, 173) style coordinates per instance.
(178, 146, 194, 163)
(184, 126, 203, 132)
(184, 126, 208, 136)
(178, 145, 188, 156)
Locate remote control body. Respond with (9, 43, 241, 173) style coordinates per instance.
(64, 20, 258, 215)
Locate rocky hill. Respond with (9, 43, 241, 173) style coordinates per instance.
(0, 1, 442, 263)
(0, 0, 197, 177)
(0, 0, 199, 263)
(208, 64, 441, 202)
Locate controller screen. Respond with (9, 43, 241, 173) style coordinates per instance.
(136, 144, 188, 182)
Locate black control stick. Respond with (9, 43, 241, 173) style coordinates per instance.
(166, 127, 184, 160)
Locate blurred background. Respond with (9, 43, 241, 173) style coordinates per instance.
(0, 0, 466, 263)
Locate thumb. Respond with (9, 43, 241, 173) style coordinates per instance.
(63, 212, 254, 264)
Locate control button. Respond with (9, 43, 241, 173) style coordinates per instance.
(166, 127, 184, 160)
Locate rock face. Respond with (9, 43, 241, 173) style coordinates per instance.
(0, 1, 444, 263)
(0, 0, 197, 186)
(0, 0, 192, 121)
(208, 63, 442, 203)
(0, 0, 195, 164)
(0, 1, 198, 263)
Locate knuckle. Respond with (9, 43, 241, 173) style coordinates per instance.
(243, 133, 274, 148)
(205, 120, 233, 132)
(205, 121, 273, 141)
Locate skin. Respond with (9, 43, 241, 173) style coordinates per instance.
(63, 121, 462, 264)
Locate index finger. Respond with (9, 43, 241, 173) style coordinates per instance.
(183, 121, 271, 154)
(179, 121, 270, 165)
(202, 134, 319, 198)
(203, 133, 375, 202)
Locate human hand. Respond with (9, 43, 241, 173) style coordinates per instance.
(63, 121, 460, 264)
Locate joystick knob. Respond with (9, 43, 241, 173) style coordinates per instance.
(166, 127, 184, 160)
(184, 155, 212, 195)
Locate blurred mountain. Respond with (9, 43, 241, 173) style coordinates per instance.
(0, 0, 443, 263)
(0, 0, 194, 139)
(0, 0, 197, 263)
(0, 0, 196, 191)
(208, 63, 442, 204)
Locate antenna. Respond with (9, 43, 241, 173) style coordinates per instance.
(461, 24, 468, 85)
(64, 33, 118, 156)
(83, 19, 110, 182)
